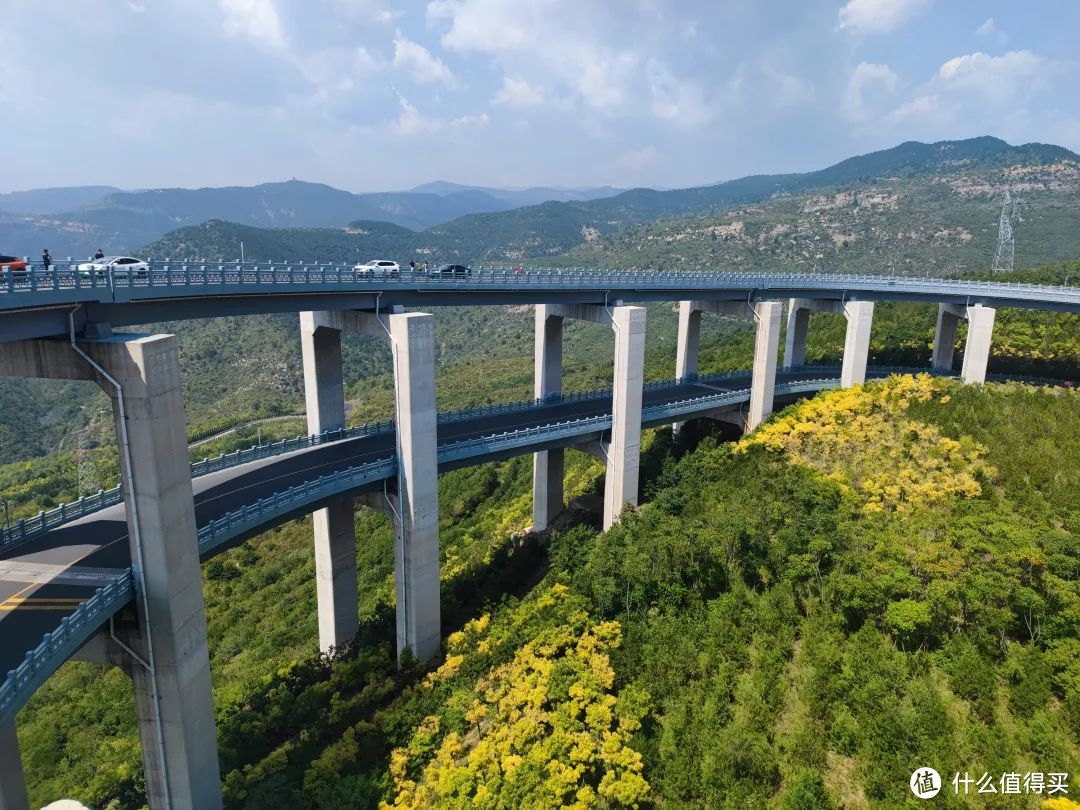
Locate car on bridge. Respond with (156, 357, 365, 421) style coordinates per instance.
(432, 263, 471, 277)
(354, 259, 400, 274)
(76, 255, 150, 279)
(0, 255, 27, 277)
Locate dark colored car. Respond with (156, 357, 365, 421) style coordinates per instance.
(433, 264, 471, 276)
(0, 255, 28, 276)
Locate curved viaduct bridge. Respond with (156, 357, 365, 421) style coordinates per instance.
(0, 264, 1077, 809)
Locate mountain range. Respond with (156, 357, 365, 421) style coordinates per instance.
(0, 180, 626, 258)
(5, 136, 1073, 262)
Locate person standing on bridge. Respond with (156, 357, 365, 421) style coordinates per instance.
(41, 248, 52, 271)
(94, 248, 105, 260)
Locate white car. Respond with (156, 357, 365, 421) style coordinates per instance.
(77, 256, 150, 279)
(354, 259, 400, 274)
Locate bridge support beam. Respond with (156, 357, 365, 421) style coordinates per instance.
(532, 306, 564, 531)
(0, 334, 223, 809)
(748, 301, 783, 430)
(388, 312, 441, 662)
(0, 722, 28, 810)
(841, 301, 875, 387)
(783, 305, 811, 369)
(604, 306, 647, 529)
(961, 305, 996, 384)
(932, 304, 962, 372)
(547, 303, 646, 530)
(675, 300, 781, 431)
(99, 335, 223, 810)
(784, 299, 875, 387)
(300, 312, 359, 652)
(931, 304, 996, 382)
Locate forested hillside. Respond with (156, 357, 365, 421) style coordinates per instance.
(15, 374, 1080, 808)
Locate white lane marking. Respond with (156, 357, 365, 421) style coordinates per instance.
(0, 561, 127, 586)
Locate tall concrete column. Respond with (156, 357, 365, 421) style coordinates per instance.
(532, 305, 564, 531)
(604, 306, 647, 530)
(961, 305, 996, 384)
(0, 722, 28, 810)
(675, 301, 702, 381)
(932, 304, 962, 372)
(98, 335, 222, 810)
(783, 300, 811, 369)
(841, 301, 875, 387)
(672, 302, 702, 437)
(300, 312, 359, 652)
(747, 301, 782, 430)
(0, 334, 221, 809)
(389, 312, 441, 663)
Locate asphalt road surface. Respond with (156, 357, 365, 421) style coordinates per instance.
(0, 368, 838, 678)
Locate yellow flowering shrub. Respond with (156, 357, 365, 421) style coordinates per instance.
(383, 587, 650, 809)
(738, 375, 995, 514)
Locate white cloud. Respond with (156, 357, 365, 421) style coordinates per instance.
(393, 32, 455, 87)
(885, 50, 1056, 130)
(844, 61, 899, 121)
(428, 1, 640, 114)
(492, 76, 544, 109)
(617, 145, 660, 171)
(394, 93, 440, 135)
(450, 112, 490, 127)
(935, 50, 1047, 103)
(975, 17, 995, 36)
(220, 0, 285, 48)
(645, 59, 714, 125)
(838, 0, 929, 34)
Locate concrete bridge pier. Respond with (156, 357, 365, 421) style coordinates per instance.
(0, 722, 28, 810)
(300, 312, 359, 652)
(532, 305, 565, 531)
(543, 304, 646, 530)
(302, 310, 441, 663)
(784, 299, 875, 386)
(673, 300, 781, 432)
(933, 304, 996, 383)
(387, 312, 441, 663)
(0, 333, 223, 810)
(748, 301, 783, 430)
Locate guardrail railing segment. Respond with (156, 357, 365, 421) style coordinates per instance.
(0, 571, 134, 726)
(0, 366, 1072, 724)
(3, 264, 1078, 310)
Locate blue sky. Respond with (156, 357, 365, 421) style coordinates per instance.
(1, 0, 1077, 192)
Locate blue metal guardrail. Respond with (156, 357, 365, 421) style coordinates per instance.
(0, 367, 1071, 723)
(3, 365, 1064, 550)
(0, 571, 134, 726)
(2, 263, 1078, 311)
(0, 369, 777, 548)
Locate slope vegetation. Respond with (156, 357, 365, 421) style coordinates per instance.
(15, 375, 1080, 808)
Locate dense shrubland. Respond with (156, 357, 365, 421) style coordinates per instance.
(15, 375, 1080, 807)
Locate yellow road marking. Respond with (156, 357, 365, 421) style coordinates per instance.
(1, 605, 86, 611)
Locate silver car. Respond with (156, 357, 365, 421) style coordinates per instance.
(77, 256, 150, 279)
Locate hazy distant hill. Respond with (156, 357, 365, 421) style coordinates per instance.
(412, 181, 627, 207)
(0, 180, 626, 259)
(4, 136, 1073, 261)
(144, 137, 1080, 273)
(0, 185, 121, 215)
(0, 181, 511, 257)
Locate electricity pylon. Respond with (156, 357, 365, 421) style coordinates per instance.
(992, 188, 1023, 274)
